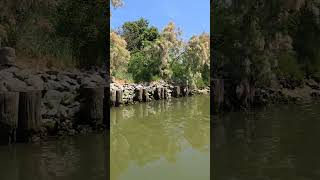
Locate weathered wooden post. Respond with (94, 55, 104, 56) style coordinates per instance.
(80, 88, 104, 127)
(134, 88, 143, 102)
(115, 90, 123, 107)
(163, 88, 168, 99)
(103, 86, 110, 128)
(154, 87, 161, 100)
(142, 88, 149, 102)
(184, 86, 190, 96)
(17, 90, 42, 142)
(161, 88, 165, 99)
(110, 90, 116, 107)
(0, 92, 19, 144)
(181, 86, 187, 96)
(172, 86, 180, 98)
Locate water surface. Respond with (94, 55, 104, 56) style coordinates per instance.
(0, 95, 209, 180)
(111, 95, 210, 180)
(0, 133, 108, 180)
(213, 101, 320, 180)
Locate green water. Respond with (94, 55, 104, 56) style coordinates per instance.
(0, 95, 209, 180)
(111, 95, 210, 180)
(213, 101, 320, 180)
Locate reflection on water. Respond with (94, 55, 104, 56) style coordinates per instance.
(111, 95, 210, 180)
(0, 133, 108, 180)
(213, 101, 320, 180)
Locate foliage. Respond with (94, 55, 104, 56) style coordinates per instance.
(0, 0, 107, 68)
(111, 0, 123, 8)
(127, 51, 161, 82)
(213, 0, 320, 90)
(110, 31, 130, 75)
(119, 18, 160, 52)
(277, 52, 304, 84)
(54, 0, 108, 67)
(111, 19, 210, 88)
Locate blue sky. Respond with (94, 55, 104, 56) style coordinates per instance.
(111, 0, 210, 40)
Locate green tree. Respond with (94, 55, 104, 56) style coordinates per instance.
(119, 18, 160, 52)
(54, 0, 108, 67)
(110, 31, 130, 75)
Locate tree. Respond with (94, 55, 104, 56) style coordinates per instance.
(182, 33, 210, 88)
(120, 18, 160, 52)
(54, 0, 108, 67)
(111, 0, 123, 8)
(127, 21, 183, 82)
(110, 31, 130, 75)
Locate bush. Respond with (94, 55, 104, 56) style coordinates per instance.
(127, 52, 161, 82)
(277, 52, 304, 86)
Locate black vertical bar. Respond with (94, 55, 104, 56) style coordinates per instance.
(105, 0, 111, 180)
(210, 0, 214, 180)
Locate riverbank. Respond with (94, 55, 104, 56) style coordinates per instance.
(0, 60, 209, 145)
(0, 61, 107, 144)
(110, 80, 210, 106)
(214, 78, 320, 112)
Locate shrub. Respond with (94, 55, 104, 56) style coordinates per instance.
(277, 52, 304, 86)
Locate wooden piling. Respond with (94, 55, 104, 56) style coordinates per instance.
(154, 87, 161, 100)
(81, 88, 104, 127)
(115, 90, 123, 107)
(0, 92, 19, 144)
(181, 86, 186, 96)
(142, 88, 149, 102)
(110, 90, 116, 106)
(172, 86, 180, 98)
(103, 87, 110, 128)
(17, 91, 42, 142)
(134, 88, 143, 102)
(161, 88, 165, 99)
(163, 88, 168, 99)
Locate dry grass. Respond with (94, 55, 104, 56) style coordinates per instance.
(15, 51, 78, 72)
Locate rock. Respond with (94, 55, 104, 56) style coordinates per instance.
(43, 90, 64, 115)
(306, 79, 320, 90)
(42, 119, 57, 133)
(311, 91, 320, 97)
(3, 76, 29, 92)
(25, 75, 44, 90)
(0, 47, 16, 65)
(44, 80, 63, 90)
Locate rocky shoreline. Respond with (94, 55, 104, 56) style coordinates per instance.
(0, 62, 108, 144)
(0, 47, 210, 145)
(214, 78, 320, 112)
(110, 80, 210, 106)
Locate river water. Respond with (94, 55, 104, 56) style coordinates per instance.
(0, 133, 108, 180)
(1, 96, 318, 179)
(213, 101, 320, 180)
(0, 95, 210, 180)
(1, 96, 319, 180)
(111, 95, 210, 180)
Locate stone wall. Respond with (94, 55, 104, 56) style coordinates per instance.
(110, 80, 209, 107)
(0, 63, 107, 144)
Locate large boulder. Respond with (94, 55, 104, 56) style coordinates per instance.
(0, 47, 16, 65)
